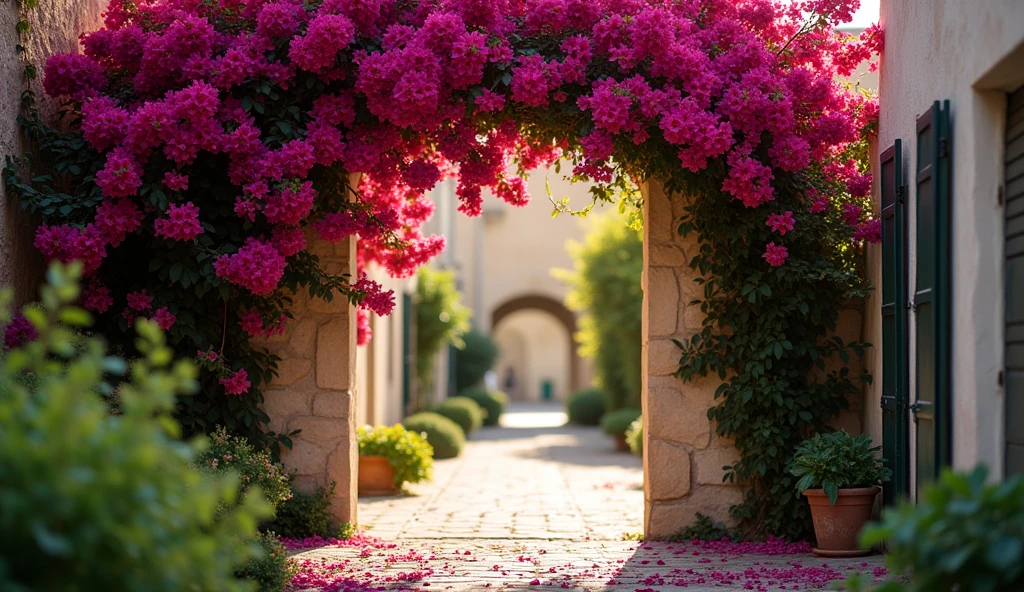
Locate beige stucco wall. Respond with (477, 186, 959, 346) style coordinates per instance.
(867, 0, 1024, 482)
(356, 269, 414, 426)
(0, 0, 107, 303)
(493, 308, 572, 400)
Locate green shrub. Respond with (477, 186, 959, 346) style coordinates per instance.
(789, 431, 891, 504)
(264, 482, 353, 539)
(454, 329, 500, 392)
(434, 396, 485, 435)
(669, 513, 738, 542)
(555, 214, 643, 411)
(237, 532, 296, 592)
(458, 387, 508, 426)
(601, 408, 642, 438)
(855, 466, 1024, 592)
(626, 417, 643, 456)
(565, 388, 607, 425)
(402, 412, 465, 459)
(416, 267, 471, 404)
(0, 263, 269, 592)
(357, 424, 435, 488)
(196, 426, 291, 510)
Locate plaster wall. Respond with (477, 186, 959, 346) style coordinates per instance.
(0, 0, 107, 302)
(867, 0, 1024, 481)
(493, 308, 572, 401)
(356, 268, 414, 426)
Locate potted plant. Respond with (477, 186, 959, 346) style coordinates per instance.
(600, 408, 642, 452)
(790, 431, 891, 557)
(356, 424, 434, 496)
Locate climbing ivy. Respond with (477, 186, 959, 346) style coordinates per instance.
(673, 141, 873, 541)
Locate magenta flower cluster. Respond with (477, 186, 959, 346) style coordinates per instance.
(34, 0, 881, 396)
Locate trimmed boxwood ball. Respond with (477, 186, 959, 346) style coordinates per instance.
(565, 388, 607, 426)
(402, 412, 466, 459)
(433, 396, 485, 435)
(458, 388, 508, 427)
(601, 408, 642, 437)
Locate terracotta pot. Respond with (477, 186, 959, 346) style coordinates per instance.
(615, 434, 630, 452)
(804, 486, 880, 557)
(358, 455, 397, 496)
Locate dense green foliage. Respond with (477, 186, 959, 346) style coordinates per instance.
(673, 142, 874, 538)
(416, 267, 471, 404)
(458, 388, 508, 427)
(600, 408, 642, 438)
(433, 396, 485, 435)
(402, 412, 465, 459)
(454, 330, 500, 393)
(625, 418, 643, 457)
(264, 482, 353, 540)
(237, 533, 295, 592)
(557, 214, 643, 410)
(196, 426, 292, 509)
(357, 424, 434, 488)
(857, 467, 1024, 592)
(565, 388, 607, 426)
(0, 263, 269, 592)
(790, 431, 890, 504)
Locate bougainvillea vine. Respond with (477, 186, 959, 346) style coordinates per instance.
(6, 0, 880, 532)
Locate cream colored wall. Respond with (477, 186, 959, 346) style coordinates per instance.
(0, 1, 107, 303)
(493, 309, 572, 401)
(356, 267, 414, 426)
(868, 0, 1024, 480)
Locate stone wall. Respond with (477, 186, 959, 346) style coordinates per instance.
(258, 223, 359, 524)
(641, 179, 744, 539)
(0, 0, 107, 303)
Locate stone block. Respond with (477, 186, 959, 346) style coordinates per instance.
(645, 439, 691, 501)
(308, 292, 351, 314)
(273, 358, 312, 386)
(646, 267, 679, 338)
(836, 307, 863, 344)
(648, 339, 681, 376)
(290, 415, 347, 445)
(829, 409, 862, 435)
(650, 244, 685, 267)
(288, 318, 317, 357)
(327, 439, 359, 523)
(646, 383, 711, 449)
(644, 485, 743, 539)
(313, 390, 354, 418)
(643, 179, 674, 244)
(694, 447, 741, 485)
(281, 438, 329, 476)
(317, 316, 354, 390)
(261, 389, 312, 423)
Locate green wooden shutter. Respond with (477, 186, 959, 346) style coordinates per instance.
(914, 101, 953, 492)
(1006, 85, 1024, 476)
(402, 292, 415, 414)
(881, 139, 910, 505)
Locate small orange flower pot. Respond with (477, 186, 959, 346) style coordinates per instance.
(615, 434, 630, 452)
(358, 455, 397, 496)
(804, 486, 879, 557)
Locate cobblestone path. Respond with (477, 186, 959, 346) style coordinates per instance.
(290, 403, 887, 591)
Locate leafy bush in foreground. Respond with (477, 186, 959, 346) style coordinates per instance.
(0, 263, 269, 592)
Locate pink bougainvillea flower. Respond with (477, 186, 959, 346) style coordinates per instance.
(219, 368, 251, 395)
(153, 306, 177, 330)
(763, 242, 789, 267)
(154, 202, 204, 242)
(854, 218, 882, 243)
(4, 312, 38, 349)
(353, 276, 396, 316)
(214, 238, 287, 295)
(126, 289, 153, 312)
(766, 211, 796, 235)
(82, 279, 113, 314)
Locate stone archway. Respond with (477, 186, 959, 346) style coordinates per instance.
(260, 178, 743, 538)
(492, 294, 582, 394)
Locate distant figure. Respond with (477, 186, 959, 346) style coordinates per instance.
(484, 369, 498, 391)
(504, 367, 517, 399)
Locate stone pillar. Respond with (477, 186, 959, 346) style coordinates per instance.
(641, 179, 743, 539)
(258, 177, 360, 525)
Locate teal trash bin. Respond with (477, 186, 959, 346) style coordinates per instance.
(541, 380, 553, 401)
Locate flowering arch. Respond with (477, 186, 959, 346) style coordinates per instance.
(9, 0, 880, 538)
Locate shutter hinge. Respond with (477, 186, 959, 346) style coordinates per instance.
(999, 185, 1005, 207)
(938, 138, 950, 159)
(906, 298, 917, 312)
(897, 185, 907, 203)
(999, 370, 1005, 387)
